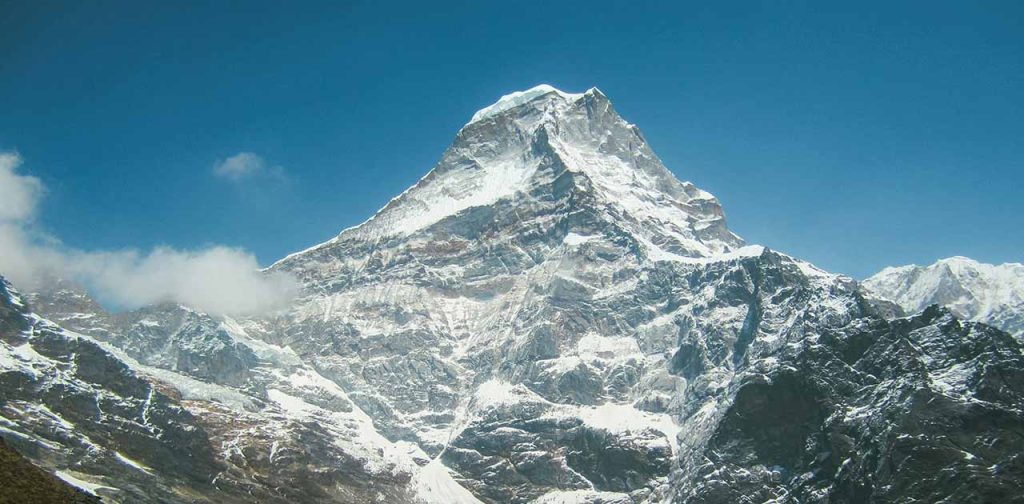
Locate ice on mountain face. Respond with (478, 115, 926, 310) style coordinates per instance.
(562, 232, 597, 247)
(412, 459, 484, 504)
(531, 490, 632, 504)
(472, 379, 547, 411)
(54, 471, 114, 496)
(114, 452, 153, 475)
(369, 153, 543, 238)
(865, 256, 1024, 337)
(468, 84, 584, 124)
(568, 402, 678, 451)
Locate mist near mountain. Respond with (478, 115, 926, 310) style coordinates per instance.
(0, 153, 297, 315)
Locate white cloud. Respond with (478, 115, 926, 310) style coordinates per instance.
(213, 151, 282, 181)
(0, 152, 299, 316)
(69, 246, 299, 315)
(0, 224, 66, 290)
(0, 152, 44, 222)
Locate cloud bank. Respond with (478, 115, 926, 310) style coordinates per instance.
(0, 153, 298, 315)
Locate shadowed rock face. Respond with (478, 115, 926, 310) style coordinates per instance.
(3, 86, 1023, 503)
(674, 307, 1024, 503)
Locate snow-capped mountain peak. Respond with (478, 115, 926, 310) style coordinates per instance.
(274, 85, 741, 273)
(864, 256, 1024, 337)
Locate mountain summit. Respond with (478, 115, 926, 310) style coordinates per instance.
(467, 84, 584, 124)
(275, 85, 741, 276)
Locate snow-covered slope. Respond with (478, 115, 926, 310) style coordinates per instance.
(864, 256, 1024, 337)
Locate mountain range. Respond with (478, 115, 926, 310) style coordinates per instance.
(865, 256, 1024, 339)
(1, 85, 1022, 503)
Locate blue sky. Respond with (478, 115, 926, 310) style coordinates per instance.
(1, 1, 1021, 279)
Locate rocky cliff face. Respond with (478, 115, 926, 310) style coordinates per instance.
(2, 86, 1022, 503)
(673, 304, 1024, 502)
(865, 256, 1024, 338)
(4, 277, 445, 503)
(0, 278, 226, 503)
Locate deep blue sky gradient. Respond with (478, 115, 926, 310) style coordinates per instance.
(2, 1, 1022, 278)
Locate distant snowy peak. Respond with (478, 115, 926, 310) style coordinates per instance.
(276, 85, 741, 268)
(864, 256, 1024, 337)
